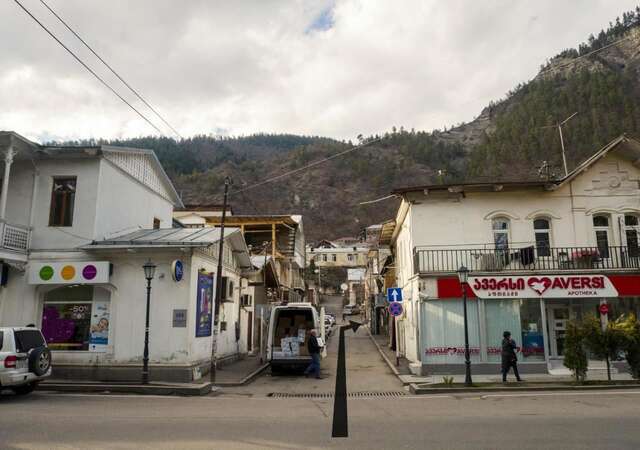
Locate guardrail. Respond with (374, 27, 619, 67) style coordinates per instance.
(413, 245, 640, 273)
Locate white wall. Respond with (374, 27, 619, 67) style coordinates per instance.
(94, 160, 174, 239)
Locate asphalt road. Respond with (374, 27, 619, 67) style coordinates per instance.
(2, 390, 640, 449)
(2, 295, 639, 449)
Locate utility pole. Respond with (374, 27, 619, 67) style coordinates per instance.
(541, 112, 578, 176)
(211, 176, 231, 382)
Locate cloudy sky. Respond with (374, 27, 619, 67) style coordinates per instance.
(1, 0, 637, 142)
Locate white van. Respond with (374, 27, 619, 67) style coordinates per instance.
(267, 302, 325, 370)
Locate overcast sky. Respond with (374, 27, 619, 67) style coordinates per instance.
(1, 0, 637, 142)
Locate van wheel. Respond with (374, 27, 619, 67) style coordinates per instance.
(12, 382, 37, 395)
(29, 347, 52, 376)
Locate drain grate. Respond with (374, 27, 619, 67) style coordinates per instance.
(267, 391, 406, 399)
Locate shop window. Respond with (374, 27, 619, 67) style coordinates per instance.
(49, 177, 77, 227)
(422, 300, 481, 364)
(484, 299, 545, 362)
(533, 218, 551, 257)
(492, 218, 510, 251)
(624, 215, 640, 258)
(41, 286, 94, 350)
(593, 215, 611, 258)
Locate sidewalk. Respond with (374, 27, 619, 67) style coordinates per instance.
(209, 355, 269, 387)
(38, 379, 214, 396)
(368, 330, 413, 376)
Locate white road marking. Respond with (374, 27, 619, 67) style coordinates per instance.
(481, 390, 640, 399)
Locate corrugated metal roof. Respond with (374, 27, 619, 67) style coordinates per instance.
(82, 227, 242, 249)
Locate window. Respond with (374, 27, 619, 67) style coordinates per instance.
(42, 286, 94, 351)
(331, 254, 337, 262)
(49, 177, 77, 227)
(492, 218, 510, 251)
(322, 254, 327, 262)
(347, 254, 354, 262)
(624, 215, 640, 258)
(593, 215, 610, 258)
(14, 330, 46, 353)
(220, 321, 227, 332)
(153, 218, 161, 229)
(533, 218, 551, 257)
(228, 279, 234, 300)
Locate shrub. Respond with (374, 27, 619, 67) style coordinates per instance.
(582, 314, 626, 381)
(611, 314, 640, 379)
(563, 319, 588, 382)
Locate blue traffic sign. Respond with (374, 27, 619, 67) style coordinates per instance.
(387, 287, 403, 302)
(388, 301, 403, 317)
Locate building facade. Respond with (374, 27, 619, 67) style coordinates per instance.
(0, 132, 252, 382)
(389, 136, 640, 375)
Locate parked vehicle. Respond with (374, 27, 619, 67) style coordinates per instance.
(342, 305, 360, 316)
(325, 314, 336, 326)
(0, 327, 52, 395)
(324, 317, 334, 337)
(267, 302, 325, 371)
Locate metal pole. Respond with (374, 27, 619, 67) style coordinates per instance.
(142, 278, 151, 384)
(211, 176, 231, 381)
(462, 283, 473, 386)
(558, 124, 569, 176)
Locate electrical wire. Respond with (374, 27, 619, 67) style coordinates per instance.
(39, 0, 183, 140)
(13, 0, 166, 136)
(228, 137, 383, 197)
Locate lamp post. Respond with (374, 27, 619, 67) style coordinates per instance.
(457, 265, 472, 387)
(314, 268, 321, 304)
(142, 259, 156, 384)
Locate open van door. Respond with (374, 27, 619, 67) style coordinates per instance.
(320, 307, 327, 358)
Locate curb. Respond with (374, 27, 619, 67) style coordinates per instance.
(409, 382, 640, 395)
(366, 326, 402, 379)
(214, 363, 270, 387)
(37, 381, 214, 396)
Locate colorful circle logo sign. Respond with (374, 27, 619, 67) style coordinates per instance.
(82, 264, 98, 280)
(39, 266, 54, 281)
(172, 260, 184, 282)
(61, 265, 76, 281)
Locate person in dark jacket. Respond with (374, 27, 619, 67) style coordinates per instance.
(304, 329, 322, 379)
(501, 331, 522, 382)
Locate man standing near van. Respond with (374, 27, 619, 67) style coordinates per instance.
(304, 329, 322, 379)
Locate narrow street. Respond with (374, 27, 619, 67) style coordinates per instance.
(224, 294, 403, 397)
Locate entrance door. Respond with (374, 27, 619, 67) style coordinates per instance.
(547, 306, 570, 358)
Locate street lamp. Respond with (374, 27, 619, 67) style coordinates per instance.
(314, 268, 321, 302)
(457, 265, 472, 387)
(142, 259, 156, 384)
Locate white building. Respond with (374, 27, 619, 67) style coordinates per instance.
(0, 131, 252, 382)
(389, 135, 640, 375)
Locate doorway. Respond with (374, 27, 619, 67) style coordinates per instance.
(247, 311, 253, 353)
(547, 305, 569, 358)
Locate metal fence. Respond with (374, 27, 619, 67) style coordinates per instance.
(413, 245, 640, 274)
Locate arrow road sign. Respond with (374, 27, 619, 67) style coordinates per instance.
(387, 287, 403, 302)
(388, 301, 403, 317)
(332, 320, 361, 438)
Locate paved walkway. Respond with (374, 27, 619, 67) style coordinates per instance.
(209, 355, 267, 386)
(369, 331, 412, 376)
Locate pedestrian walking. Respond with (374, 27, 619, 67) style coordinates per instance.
(304, 329, 323, 379)
(501, 331, 522, 382)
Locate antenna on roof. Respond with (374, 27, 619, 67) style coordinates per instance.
(541, 112, 578, 176)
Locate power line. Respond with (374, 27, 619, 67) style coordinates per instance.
(13, 0, 166, 136)
(39, 0, 183, 140)
(538, 34, 635, 76)
(228, 137, 384, 197)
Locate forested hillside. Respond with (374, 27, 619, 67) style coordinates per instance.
(55, 7, 640, 240)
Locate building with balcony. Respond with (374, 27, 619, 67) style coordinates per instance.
(0, 131, 253, 382)
(388, 135, 640, 376)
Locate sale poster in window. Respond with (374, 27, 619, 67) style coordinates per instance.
(196, 273, 214, 337)
(89, 300, 110, 352)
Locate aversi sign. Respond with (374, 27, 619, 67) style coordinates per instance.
(468, 275, 618, 299)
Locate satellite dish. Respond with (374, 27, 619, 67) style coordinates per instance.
(340, 283, 348, 292)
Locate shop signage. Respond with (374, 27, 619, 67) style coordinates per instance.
(171, 260, 184, 282)
(89, 300, 110, 352)
(468, 275, 619, 299)
(29, 262, 111, 285)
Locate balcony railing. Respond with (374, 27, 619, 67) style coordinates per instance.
(0, 220, 30, 254)
(413, 244, 640, 274)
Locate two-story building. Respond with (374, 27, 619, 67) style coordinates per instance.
(307, 241, 369, 269)
(389, 135, 640, 376)
(0, 131, 252, 382)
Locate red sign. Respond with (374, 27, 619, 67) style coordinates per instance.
(599, 303, 610, 316)
(469, 275, 618, 299)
